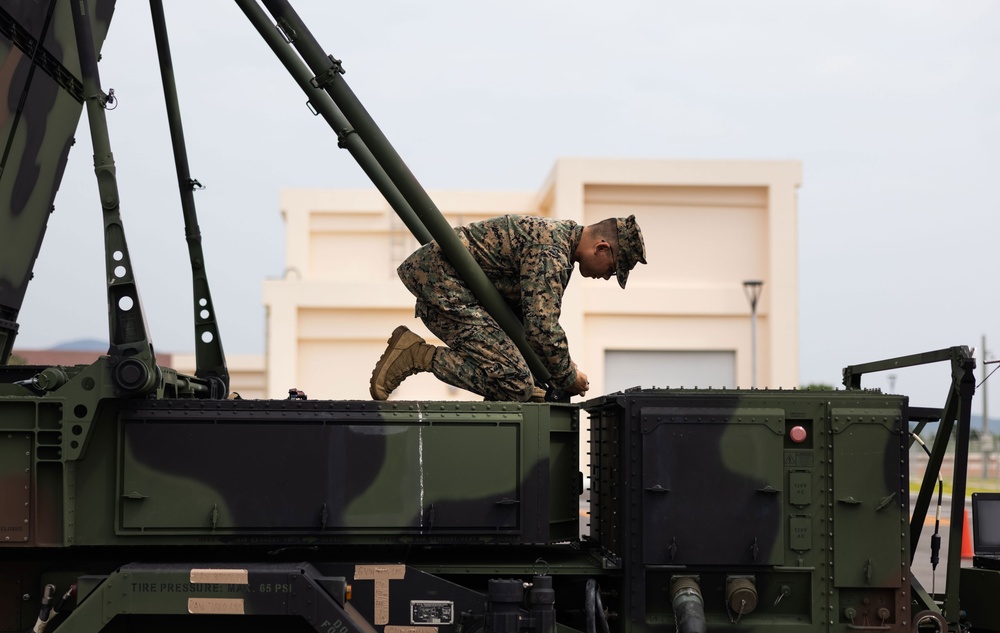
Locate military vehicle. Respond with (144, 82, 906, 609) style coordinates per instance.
(0, 1, 994, 632)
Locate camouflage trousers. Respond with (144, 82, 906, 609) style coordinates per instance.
(414, 298, 534, 402)
(399, 243, 534, 401)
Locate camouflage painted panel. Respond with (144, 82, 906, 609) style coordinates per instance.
(51, 399, 570, 546)
(0, 0, 114, 322)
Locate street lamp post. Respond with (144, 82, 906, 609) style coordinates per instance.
(743, 280, 764, 388)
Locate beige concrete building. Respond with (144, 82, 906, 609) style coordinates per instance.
(260, 158, 801, 402)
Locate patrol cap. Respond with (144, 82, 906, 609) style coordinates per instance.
(615, 214, 647, 289)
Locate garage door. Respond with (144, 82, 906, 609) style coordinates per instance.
(605, 350, 736, 393)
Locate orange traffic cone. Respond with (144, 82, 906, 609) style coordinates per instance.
(962, 508, 975, 559)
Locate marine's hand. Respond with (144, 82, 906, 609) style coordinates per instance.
(569, 367, 590, 397)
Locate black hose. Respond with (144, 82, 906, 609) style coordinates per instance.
(670, 578, 707, 633)
(594, 584, 611, 633)
(585, 579, 597, 633)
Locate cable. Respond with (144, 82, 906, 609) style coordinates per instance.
(912, 431, 944, 596)
(976, 363, 1000, 389)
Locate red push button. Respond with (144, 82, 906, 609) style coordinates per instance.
(790, 425, 808, 443)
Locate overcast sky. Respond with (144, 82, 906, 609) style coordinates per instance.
(15, 1, 1000, 413)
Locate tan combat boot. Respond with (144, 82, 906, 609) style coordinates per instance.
(370, 326, 437, 400)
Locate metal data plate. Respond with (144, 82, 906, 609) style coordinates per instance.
(411, 600, 454, 624)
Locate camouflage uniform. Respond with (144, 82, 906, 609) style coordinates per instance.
(398, 215, 583, 401)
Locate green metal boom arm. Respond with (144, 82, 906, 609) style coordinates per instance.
(241, 0, 555, 389)
(149, 0, 229, 397)
(70, 0, 158, 396)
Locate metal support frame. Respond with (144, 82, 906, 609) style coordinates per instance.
(70, 0, 158, 396)
(149, 0, 229, 398)
(843, 345, 976, 626)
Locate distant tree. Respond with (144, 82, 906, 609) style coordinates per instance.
(801, 383, 835, 391)
(8, 353, 26, 365)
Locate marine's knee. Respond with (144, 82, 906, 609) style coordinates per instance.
(492, 376, 534, 402)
